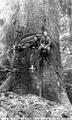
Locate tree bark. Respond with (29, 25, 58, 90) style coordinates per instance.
(0, 0, 63, 103)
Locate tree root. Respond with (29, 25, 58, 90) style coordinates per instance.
(0, 76, 13, 93)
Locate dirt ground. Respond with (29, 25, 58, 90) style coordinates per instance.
(0, 91, 72, 120)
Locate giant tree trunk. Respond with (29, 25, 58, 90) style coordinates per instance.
(0, 0, 62, 103)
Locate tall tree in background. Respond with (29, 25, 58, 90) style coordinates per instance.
(0, 0, 65, 103)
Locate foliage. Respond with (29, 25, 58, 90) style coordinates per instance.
(0, 91, 71, 120)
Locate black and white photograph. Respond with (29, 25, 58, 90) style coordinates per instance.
(0, 0, 72, 119)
